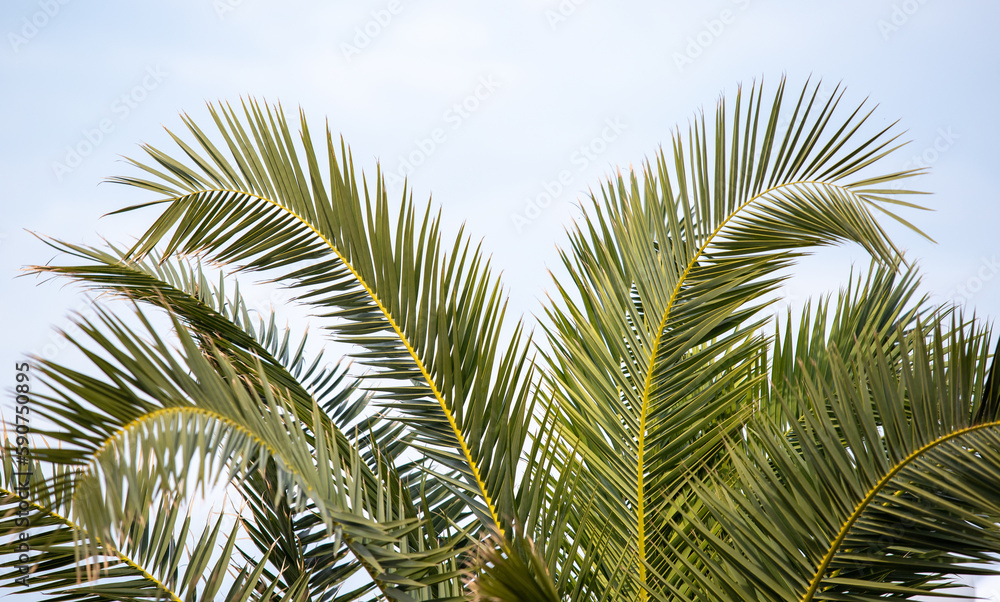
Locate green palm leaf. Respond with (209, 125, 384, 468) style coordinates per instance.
(667, 318, 1000, 600)
(12, 77, 1000, 602)
(767, 259, 931, 423)
(102, 101, 535, 536)
(536, 78, 928, 599)
(26, 240, 445, 598)
(25, 305, 465, 599)
(27, 237, 410, 510)
(0, 450, 276, 601)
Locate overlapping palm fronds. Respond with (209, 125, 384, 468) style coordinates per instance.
(4, 78, 999, 602)
(520, 78, 934, 599)
(663, 317, 1000, 600)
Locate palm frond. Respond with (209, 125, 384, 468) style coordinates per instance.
(25, 240, 446, 598)
(537, 77, 928, 598)
(27, 304, 467, 599)
(467, 526, 560, 602)
(102, 100, 536, 536)
(15, 77, 999, 602)
(0, 448, 273, 602)
(29, 238, 370, 431)
(26, 238, 416, 513)
(768, 258, 932, 423)
(668, 318, 1000, 600)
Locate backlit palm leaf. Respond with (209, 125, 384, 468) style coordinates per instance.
(666, 319, 1000, 600)
(103, 101, 536, 535)
(533, 78, 927, 599)
(26, 306, 462, 600)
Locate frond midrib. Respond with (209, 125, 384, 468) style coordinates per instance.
(0, 483, 183, 602)
(142, 186, 502, 532)
(633, 178, 877, 592)
(38, 258, 420, 595)
(71, 403, 391, 596)
(799, 419, 1000, 602)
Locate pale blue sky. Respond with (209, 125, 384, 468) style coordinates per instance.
(2, 1, 1000, 598)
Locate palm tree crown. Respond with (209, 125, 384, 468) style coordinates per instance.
(4, 78, 1000, 601)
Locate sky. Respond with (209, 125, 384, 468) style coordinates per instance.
(2, 0, 1000, 599)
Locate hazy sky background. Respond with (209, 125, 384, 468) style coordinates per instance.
(2, 1, 1000, 599)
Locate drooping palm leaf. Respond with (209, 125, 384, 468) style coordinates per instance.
(27, 238, 415, 520)
(0, 448, 276, 602)
(666, 318, 1000, 600)
(30, 238, 373, 432)
(534, 78, 928, 599)
(99, 101, 536, 538)
(24, 305, 466, 600)
(25, 240, 448, 598)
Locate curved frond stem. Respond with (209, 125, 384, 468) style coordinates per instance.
(130, 185, 502, 534)
(29, 238, 401, 526)
(633, 177, 901, 589)
(0, 484, 183, 602)
(800, 419, 1000, 601)
(67, 404, 390, 596)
